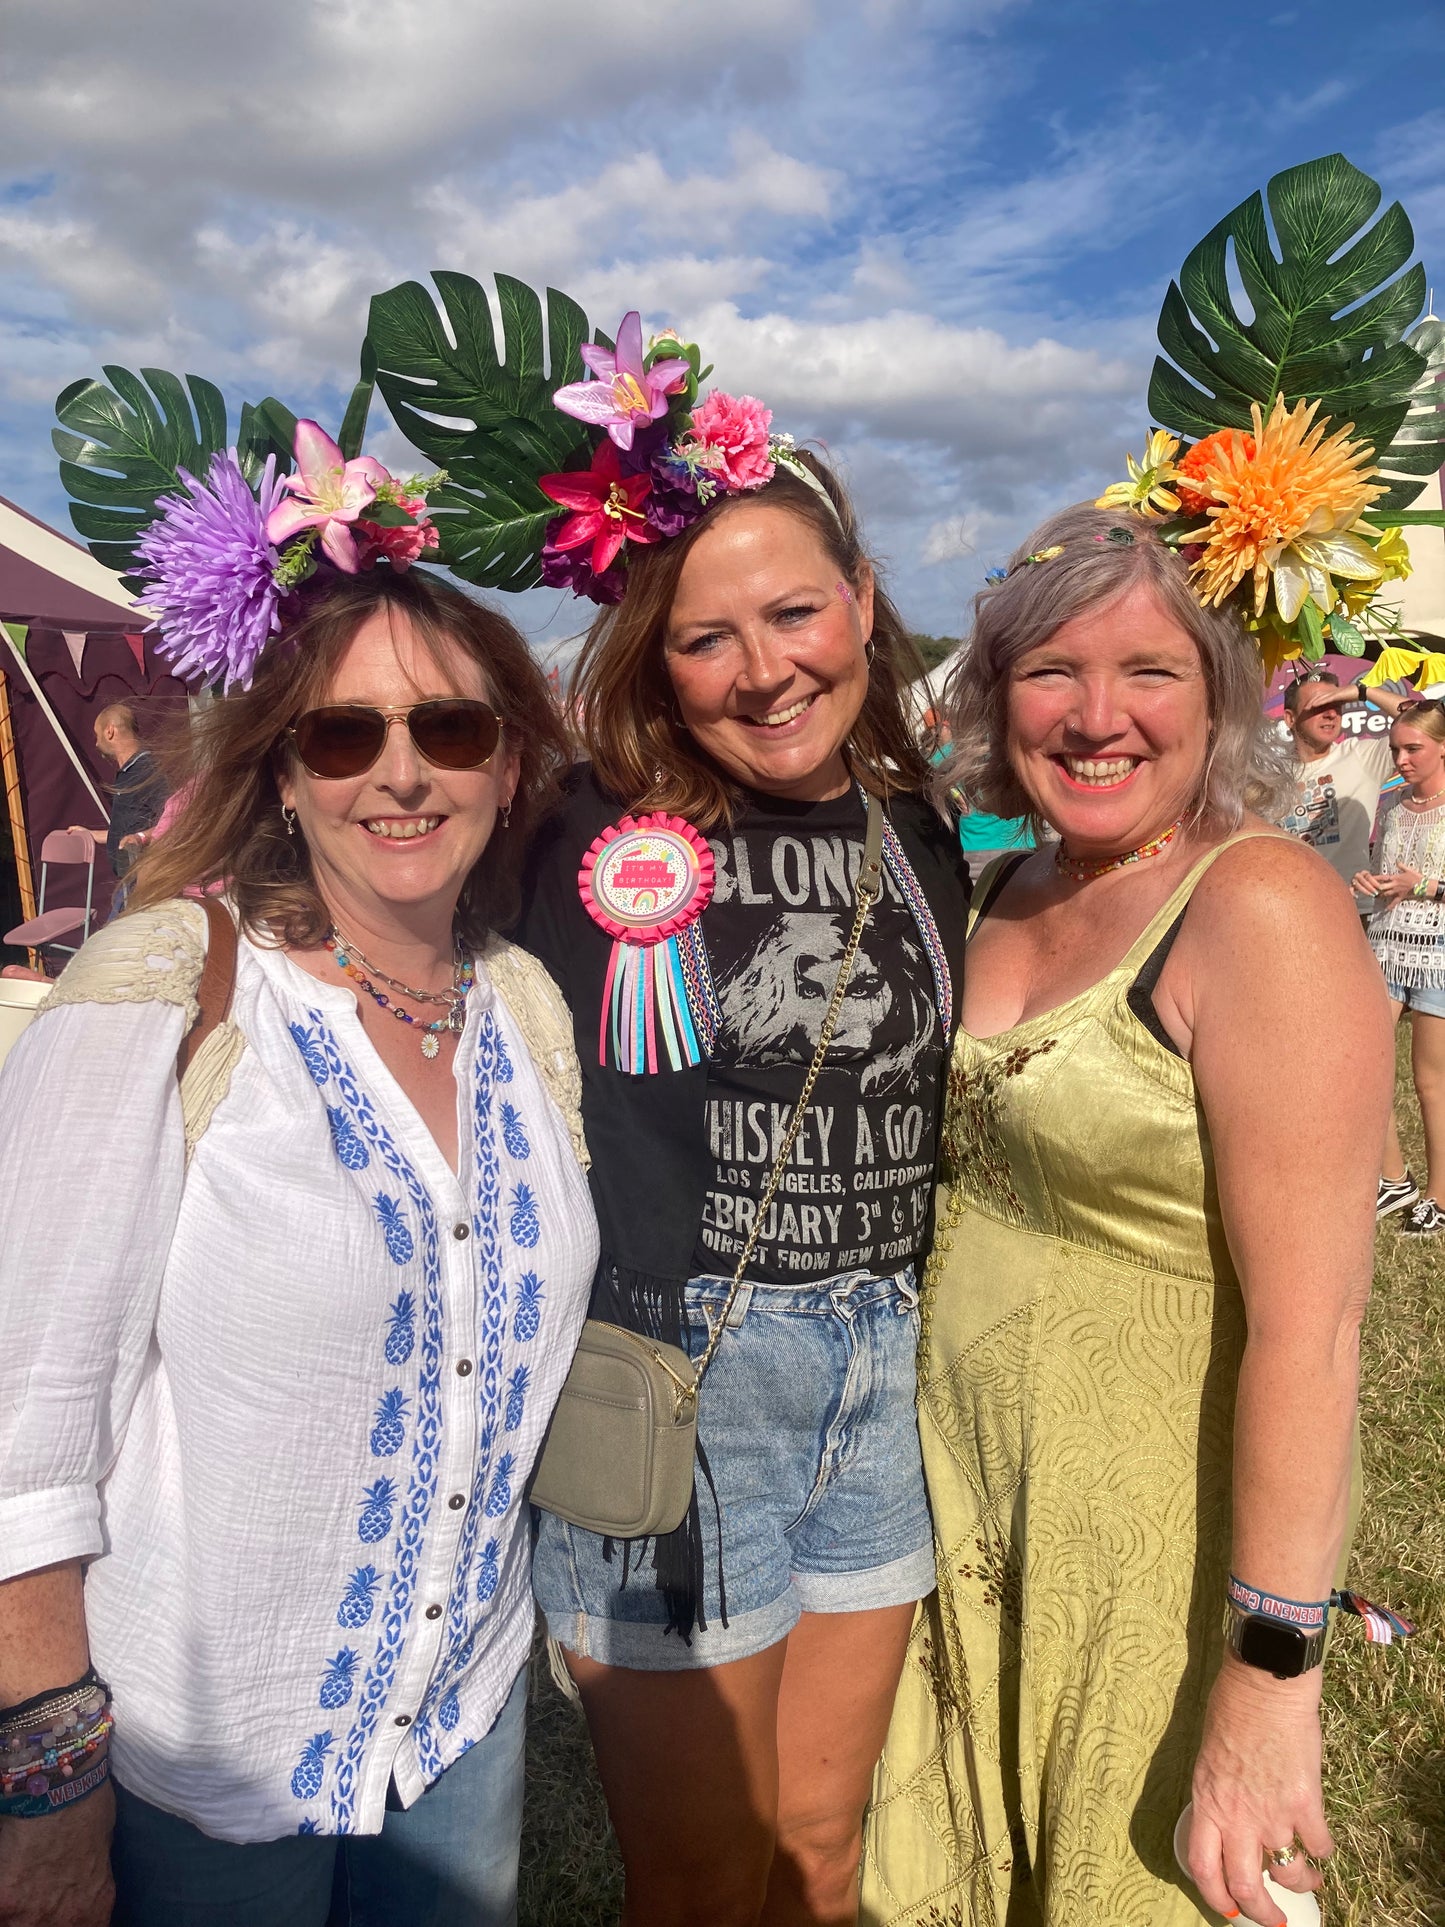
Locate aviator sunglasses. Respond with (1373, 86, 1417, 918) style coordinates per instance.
(287, 700, 506, 780)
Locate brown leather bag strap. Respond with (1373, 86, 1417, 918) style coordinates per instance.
(177, 897, 239, 1079)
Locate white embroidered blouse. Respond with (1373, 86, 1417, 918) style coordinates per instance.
(0, 906, 597, 1841)
(1368, 794, 1445, 988)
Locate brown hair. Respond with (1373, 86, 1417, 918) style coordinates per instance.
(570, 451, 933, 825)
(1282, 670, 1341, 716)
(95, 700, 141, 737)
(127, 569, 569, 947)
(942, 501, 1291, 831)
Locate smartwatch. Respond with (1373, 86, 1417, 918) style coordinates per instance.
(1225, 1601, 1327, 1678)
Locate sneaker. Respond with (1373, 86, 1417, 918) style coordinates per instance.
(1399, 1197, 1445, 1236)
(1377, 1172, 1420, 1220)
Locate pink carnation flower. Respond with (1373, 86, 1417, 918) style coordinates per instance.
(355, 495, 440, 573)
(679, 393, 775, 491)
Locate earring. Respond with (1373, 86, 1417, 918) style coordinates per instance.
(863, 639, 876, 666)
(282, 806, 297, 837)
(499, 801, 513, 829)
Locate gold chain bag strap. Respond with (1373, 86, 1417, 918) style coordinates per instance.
(529, 791, 885, 1539)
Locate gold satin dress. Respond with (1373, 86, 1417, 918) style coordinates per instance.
(862, 843, 1256, 1927)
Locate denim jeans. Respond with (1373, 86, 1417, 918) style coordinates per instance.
(110, 1663, 526, 1927)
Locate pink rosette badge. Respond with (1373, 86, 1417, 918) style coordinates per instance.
(579, 814, 716, 1073)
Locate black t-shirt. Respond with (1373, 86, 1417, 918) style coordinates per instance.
(107, 750, 169, 879)
(695, 788, 945, 1282)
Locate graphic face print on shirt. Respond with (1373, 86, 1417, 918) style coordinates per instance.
(694, 795, 944, 1283)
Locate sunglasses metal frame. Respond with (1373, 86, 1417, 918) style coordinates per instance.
(287, 700, 507, 779)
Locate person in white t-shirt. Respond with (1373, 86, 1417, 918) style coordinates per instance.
(1278, 672, 1408, 911)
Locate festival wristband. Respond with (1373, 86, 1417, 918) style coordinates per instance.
(0, 1747, 109, 1819)
(1226, 1575, 1330, 1631)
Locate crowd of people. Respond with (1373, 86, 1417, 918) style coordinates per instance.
(0, 246, 1435, 1927)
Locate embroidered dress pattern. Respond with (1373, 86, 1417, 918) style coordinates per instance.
(1368, 797, 1445, 988)
(412, 1009, 539, 1776)
(287, 1011, 445, 1832)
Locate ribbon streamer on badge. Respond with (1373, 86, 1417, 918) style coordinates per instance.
(579, 813, 716, 1073)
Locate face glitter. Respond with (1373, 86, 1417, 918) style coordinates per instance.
(835, 580, 853, 603)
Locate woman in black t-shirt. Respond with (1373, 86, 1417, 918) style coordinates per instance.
(518, 450, 969, 1925)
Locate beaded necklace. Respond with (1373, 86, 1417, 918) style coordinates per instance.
(1055, 817, 1184, 882)
(326, 929, 474, 1060)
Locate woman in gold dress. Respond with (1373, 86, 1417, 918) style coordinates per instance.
(861, 505, 1392, 1927)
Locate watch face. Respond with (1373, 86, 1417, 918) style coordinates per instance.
(1238, 1614, 1309, 1678)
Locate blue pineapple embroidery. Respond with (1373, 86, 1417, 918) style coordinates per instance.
(319, 1648, 360, 1709)
(290, 1731, 335, 1800)
(326, 1105, 370, 1170)
(370, 1389, 409, 1456)
(495, 1031, 514, 1083)
(336, 1566, 381, 1629)
(508, 1184, 540, 1249)
(290, 1023, 329, 1086)
(438, 1689, 460, 1731)
(297, 1818, 321, 1835)
(485, 1453, 515, 1517)
(383, 1291, 416, 1365)
(513, 1273, 544, 1342)
(504, 1365, 530, 1432)
(374, 1194, 415, 1265)
(477, 1538, 500, 1603)
(499, 1101, 530, 1160)
(357, 1477, 398, 1544)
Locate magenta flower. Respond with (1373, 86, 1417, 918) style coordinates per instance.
(676, 393, 775, 491)
(354, 490, 440, 573)
(539, 439, 661, 575)
(552, 312, 690, 452)
(266, 420, 392, 573)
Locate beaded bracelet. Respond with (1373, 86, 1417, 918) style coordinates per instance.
(0, 1669, 113, 1819)
(0, 1747, 110, 1819)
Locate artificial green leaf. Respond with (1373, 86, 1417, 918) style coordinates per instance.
(366, 271, 596, 591)
(1147, 155, 1444, 490)
(1326, 614, 1367, 657)
(1368, 510, 1445, 527)
(355, 500, 414, 528)
(1298, 599, 1326, 660)
(337, 337, 377, 461)
(52, 366, 252, 587)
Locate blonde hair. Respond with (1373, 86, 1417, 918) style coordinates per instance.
(1393, 698, 1445, 747)
(941, 502, 1291, 830)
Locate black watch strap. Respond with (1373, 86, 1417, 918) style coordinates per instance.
(1225, 1601, 1327, 1678)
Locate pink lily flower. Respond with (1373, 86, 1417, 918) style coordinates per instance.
(552, 312, 690, 452)
(266, 420, 392, 573)
(539, 440, 660, 574)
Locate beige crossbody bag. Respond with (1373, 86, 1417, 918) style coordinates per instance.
(529, 791, 885, 1539)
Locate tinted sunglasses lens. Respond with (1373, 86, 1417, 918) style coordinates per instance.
(293, 707, 387, 778)
(408, 701, 502, 769)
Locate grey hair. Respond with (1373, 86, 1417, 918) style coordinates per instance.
(940, 502, 1292, 832)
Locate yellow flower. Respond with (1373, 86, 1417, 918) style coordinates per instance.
(1096, 429, 1183, 518)
(1185, 395, 1386, 619)
(1364, 523, 1413, 584)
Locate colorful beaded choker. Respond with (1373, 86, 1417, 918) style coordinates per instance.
(326, 929, 474, 1059)
(1055, 818, 1184, 882)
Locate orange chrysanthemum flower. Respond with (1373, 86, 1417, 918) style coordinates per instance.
(1174, 428, 1255, 517)
(1186, 395, 1385, 618)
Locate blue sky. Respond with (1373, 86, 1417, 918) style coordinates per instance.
(2, 0, 1442, 647)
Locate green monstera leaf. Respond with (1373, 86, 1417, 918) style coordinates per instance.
(1148, 154, 1445, 511)
(366, 271, 595, 591)
(53, 368, 297, 588)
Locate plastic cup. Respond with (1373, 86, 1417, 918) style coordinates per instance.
(1173, 1806, 1321, 1926)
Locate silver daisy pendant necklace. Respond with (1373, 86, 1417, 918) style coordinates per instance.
(326, 926, 475, 1059)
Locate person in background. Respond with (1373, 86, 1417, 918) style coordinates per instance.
(69, 703, 171, 910)
(1353, 698, 1445, 1233)
(1278, 671, 1407, 913)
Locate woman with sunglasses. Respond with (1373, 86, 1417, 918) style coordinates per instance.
(1352, 697, 1445, 1236)
(0, 566, 598, 1927)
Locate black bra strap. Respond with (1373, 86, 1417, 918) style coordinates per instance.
(971, 850, 1031, 929)
(1125, 908, 1187, 1057)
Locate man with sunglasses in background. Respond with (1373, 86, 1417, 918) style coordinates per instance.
(1278, 671, 1410, 916)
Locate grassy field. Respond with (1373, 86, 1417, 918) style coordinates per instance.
(516, 1029, 1444, 1927)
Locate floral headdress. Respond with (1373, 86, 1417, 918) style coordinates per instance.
(54, 274, 827, 686)
(1094, 154, 1445, 676)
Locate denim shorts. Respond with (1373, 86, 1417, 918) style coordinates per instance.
(532, 1266, 934, 1670)
(1385, 977, 1445, 1018)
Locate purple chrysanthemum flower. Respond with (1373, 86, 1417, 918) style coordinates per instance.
(135, 451, 287, 689)
(539, 518, 627, 605)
